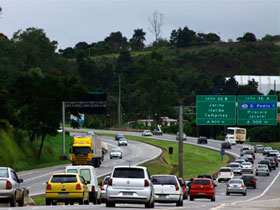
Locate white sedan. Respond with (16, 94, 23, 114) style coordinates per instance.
(142, 130, 152, 136)
(110, 148, 122, 159)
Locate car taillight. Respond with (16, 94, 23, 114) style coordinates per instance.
(238, 167, 241, 170)
(227, 184, 230, 188)
(108, 178, 112, 186)
(218, 172, 221, 176)
(241, 184, 244, 188)
(6, 181, 12, 190)
(253, 180, 256, 183)
(46, 183, 51, 191)
(101, 183, 104, 190)
(76, 183, 82, 190)
(230, 172, 233, 176)
(251, 165, 253, 168)
(175, 184, 179, 191)
(144, 179, 149, 187)
(92, 186, 95, 192)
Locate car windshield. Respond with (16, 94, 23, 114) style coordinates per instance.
(229, 179, 242, 184)
(151, 176, 177, 185)
(0, 169, 8, 178)
(265, 147, 272, 150)
(73, 147, 91, 155)
(119, 138, 126, 141)
(258, 165, 267, 168)
(51, 175, 77, 183)
(242, 163, 251, 166)
(242, 176, 254, 180)
(197, 175, 211, 179)
(80, 169, 91, 182)
(111, 149, 120, 153)
(230, 164, 239, 167)
(193, 179, 210, 185)
(113, 168, 144, 178)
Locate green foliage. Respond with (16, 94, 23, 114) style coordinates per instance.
(247, 126, 279, 142)
(129, 29, 146, 50)
(237, 32, 257, 42)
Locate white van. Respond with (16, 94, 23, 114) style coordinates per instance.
(225, 134, 236, 145)
(65, 165, 101, 204)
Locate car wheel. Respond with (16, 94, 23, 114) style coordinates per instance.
(92, 195, 97, 204)
(46, 199, 51, 206)
(218, 179, 221, 183)
(106, 201, 115, 207)
(256, 173, 258, 176)
(254, 185, 256, 189)
(267, 173, 270, 176)
(120, 156, 122, 159)
(211, 196, 215, 202)
(18, 194, 24, 207)
(65, 202, 69, 205)
(10, 193, 16, 207)
(190, 196, 194, 201)
(243, 192, 247, 196)
(70, 201, 74, 205)
(110, 157, 112, 159)
(145, 200, 154, 208)
(226, 192, 229, 196)
(52, 201, 57, 205)
(97, 198, 101, 204)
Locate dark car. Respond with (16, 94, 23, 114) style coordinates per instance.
(254, 145, 264, 153)
(115, 133, 124, 141)
(243, 154, 254, 164)
(266, 154, 279, 167)
(178, 177, 188, 199)
(197, 136, 208, 144)
(153, 129, 162, 136)
(264, 157, 276, 170)
(241, 175, 257, 189)
(197, 175, 217, 187)
(244, 150, 255, 159)
(258, 160, 272, 171)
(221, 142, 231, 149)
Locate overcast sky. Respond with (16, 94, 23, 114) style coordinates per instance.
(0, 0, 279, 50)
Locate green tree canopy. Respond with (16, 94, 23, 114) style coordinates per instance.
(237, 32, 257, 42)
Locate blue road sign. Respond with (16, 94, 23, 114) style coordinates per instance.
(220, 149, 225, 156)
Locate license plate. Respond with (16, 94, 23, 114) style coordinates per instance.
(123, 192, 133, 196)
(59, 192, 69, 197)
(159, 195, 167, 198)
(198, 192, 205, 195)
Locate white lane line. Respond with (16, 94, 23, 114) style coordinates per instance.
(24, 170, 63, 182)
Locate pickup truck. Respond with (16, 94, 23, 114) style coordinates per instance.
(106, 166, 155, 208)
(0, 167, 25, 207)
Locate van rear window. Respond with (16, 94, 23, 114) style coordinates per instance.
(113, 168, 144, 178)
(0, 169, 8, 178)
(51, 175, 77, 183)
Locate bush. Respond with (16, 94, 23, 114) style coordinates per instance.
(247, 126, 279, 142)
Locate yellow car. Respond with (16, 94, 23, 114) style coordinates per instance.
(45, 173, 89, 205)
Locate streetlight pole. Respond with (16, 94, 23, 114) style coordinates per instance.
(118, 74, 121, 128)
(178, 105, 183, 178)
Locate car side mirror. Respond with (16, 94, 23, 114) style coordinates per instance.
(86, 181, 90, 184)
(18, 179, 23, 183)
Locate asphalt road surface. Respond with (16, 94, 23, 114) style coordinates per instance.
(3, 129, 279, 210)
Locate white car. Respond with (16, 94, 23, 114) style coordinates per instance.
(106, 166, 155, 208)
(151, 175, 183, 206)
(101, 176, 111, 203)
(240, 146, 252, 155)
(176, 133, 187, 141)
(255, 164, 270, 176)
(87, 131, 95, 136)
(110, 148, 122, 159)
(263, 147, 272, 155)
(65, 165, 101, 204)
(241, 162, 254, 174)
(142, 130, 152, 136)
(217, 167, 234, 182)
(225, 135, 236, 145)
(226, 179, 247, 196)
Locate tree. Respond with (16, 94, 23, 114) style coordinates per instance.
(206, 33, 220, 43)
(13, 68, 85, 159)
(104, 31, 128, 52)
(237, 32, 257, 42)
(129, 29, 146, 50)
(148, 10, 164, 42)
(170, 27, 196, 47)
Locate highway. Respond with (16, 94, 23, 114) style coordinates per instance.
(4, 129, 280, 210)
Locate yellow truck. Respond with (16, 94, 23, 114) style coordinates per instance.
(71, 135, 104, 167)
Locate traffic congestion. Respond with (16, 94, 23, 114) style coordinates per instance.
(0, 129, 279, 209)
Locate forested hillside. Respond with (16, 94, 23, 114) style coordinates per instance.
(0, 27, 279, 158)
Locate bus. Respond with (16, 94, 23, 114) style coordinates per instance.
(226, 127, 246, 144)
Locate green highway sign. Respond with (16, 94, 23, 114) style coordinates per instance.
(196, 95, 236, 125)
(237, 95, 278, 125)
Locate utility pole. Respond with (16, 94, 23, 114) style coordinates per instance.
(118, 74, 121, 128)
(178, 105, 183, 178)
(60, 102, 67, 160)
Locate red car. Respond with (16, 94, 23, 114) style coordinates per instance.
(189, 178, 215, 202)
(178, 177, 188, 199)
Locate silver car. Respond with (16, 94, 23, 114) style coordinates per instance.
(151, 175, 183, 206)
(226, 179, 247, 196)
(118, 137, 128, 146)
(0, 167, 25, 207)
(241, 162, 254, 174)
(101, 176, 110, 203)
(255, 164, 269, 176)
(106, 166, 154, 208)
(110, 148, 122, 159)
(229, 162, 242, 175)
